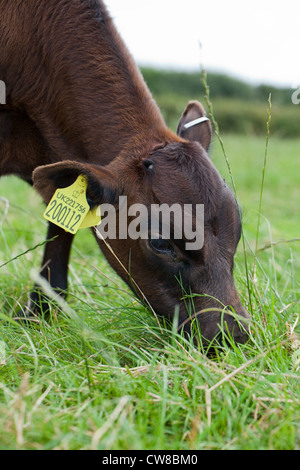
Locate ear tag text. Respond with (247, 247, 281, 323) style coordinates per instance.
(43, 175, 101, 234)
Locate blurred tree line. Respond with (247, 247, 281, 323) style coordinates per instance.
(140, 67, 299, 137)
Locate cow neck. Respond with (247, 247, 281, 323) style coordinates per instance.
(15, 2, 173, 166)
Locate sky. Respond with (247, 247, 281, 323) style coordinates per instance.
(106, 0, 300, 88)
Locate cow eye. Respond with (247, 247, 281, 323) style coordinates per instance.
(149, 238, 176, 258)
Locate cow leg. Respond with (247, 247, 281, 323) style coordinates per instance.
(22, 222, 74, 318)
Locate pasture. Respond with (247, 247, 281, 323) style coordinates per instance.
(0, 128, 299, 450)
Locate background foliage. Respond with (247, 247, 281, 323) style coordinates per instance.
(141, 68, 299, 137)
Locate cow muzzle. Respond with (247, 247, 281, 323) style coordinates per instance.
(180, 306, 251, 350)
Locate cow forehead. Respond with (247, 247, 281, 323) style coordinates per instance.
(141, 142, 225, 215)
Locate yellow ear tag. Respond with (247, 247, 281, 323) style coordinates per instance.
(79, 205, 101, 230)
(43, 175, 100, 234)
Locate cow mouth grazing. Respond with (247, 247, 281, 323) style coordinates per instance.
(178, 306, 251, 350)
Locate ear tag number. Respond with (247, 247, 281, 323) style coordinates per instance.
(43, 175, 101, 234)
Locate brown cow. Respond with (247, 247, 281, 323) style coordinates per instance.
(0, 0, 250, 348)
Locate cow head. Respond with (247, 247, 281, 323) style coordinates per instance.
(33, 101, 250, 349)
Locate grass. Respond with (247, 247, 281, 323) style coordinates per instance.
(0, 123, 300, 448)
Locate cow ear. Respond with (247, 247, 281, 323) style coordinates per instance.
(33, 161, 119, 207)
(177, 100, 212, 151)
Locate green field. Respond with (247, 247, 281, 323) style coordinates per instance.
(0, 128, 299, 449)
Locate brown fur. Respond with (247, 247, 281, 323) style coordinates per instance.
(0, 0, 250, 347)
